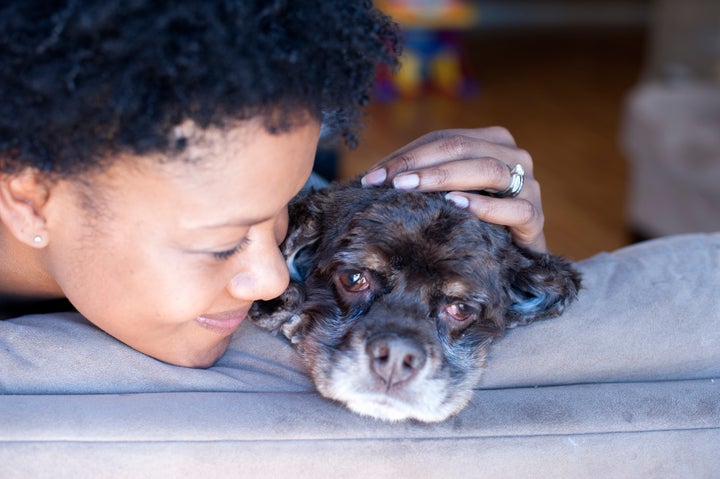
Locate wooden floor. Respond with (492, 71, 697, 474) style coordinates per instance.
(338, 28, 647, 260)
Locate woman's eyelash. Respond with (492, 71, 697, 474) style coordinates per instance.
(212, 238, 251, 261)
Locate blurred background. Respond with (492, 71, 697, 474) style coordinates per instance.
(318, 0, 720, 260)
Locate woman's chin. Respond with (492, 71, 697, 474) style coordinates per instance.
(151, 336, 231, 369)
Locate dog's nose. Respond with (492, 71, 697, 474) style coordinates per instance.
(366, 334, 427, 388)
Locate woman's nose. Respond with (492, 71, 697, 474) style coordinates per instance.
(226, 235, 290, 302)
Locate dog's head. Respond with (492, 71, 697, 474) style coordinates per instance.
(250, 180, 581, 422)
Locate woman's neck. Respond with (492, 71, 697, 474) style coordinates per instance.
(0, 235, 70, 319)
(0, 230, 64, 300)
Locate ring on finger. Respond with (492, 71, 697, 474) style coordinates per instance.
(490, 163, 525, 198)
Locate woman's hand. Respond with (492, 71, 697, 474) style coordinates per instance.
(361, 127, 547, 252)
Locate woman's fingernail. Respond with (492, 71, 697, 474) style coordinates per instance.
(445, 193, 469, 209)
(393, 173, 420, 190)
(361, 168, 387, 186)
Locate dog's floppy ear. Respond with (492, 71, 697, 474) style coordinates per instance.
(249, 188, 327, 339)
(505, 249, 581, 327)
(281, 188, 327, 282)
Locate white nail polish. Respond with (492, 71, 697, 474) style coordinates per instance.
(361, 168, 387, 186)
(445, 193, 469, 209)
(393, 174, 419, 189)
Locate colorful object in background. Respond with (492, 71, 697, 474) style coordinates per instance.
(377, 0, 479, 29)
(375, 0, 480, 100)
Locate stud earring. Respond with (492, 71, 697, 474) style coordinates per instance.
(33, 235, 43, 245)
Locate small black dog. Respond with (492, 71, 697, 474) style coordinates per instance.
(250, 180, 581, 422)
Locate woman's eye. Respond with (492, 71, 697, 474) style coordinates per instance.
(445, 302, 475, 321)
(338, 271, 370, 292)
(211, 238, 251, 261)
(212, 247, 241, 261)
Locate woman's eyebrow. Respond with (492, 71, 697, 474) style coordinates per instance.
(187, 215, 272, 230)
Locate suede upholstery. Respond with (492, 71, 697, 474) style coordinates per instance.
(2, 233, 719, 478)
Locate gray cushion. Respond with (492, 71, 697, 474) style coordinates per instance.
(2, 232, 719, 477)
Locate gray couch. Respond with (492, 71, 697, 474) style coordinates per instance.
(2, 232, 720, 478)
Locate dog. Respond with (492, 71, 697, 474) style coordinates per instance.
(249, 179, 581, 422)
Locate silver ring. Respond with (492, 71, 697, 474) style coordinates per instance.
(492, 163, 524, 198)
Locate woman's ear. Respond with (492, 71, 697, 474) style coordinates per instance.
(0, 168, 51, 248)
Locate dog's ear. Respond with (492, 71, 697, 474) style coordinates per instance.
(281, 188, 328, 281)
(505, 249, 581, 327)
(248, 188, 327, 340)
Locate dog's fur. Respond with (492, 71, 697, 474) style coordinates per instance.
(250, 180, 581, 422)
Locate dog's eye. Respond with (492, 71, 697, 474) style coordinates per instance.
(338, 271, 370, 292)
(445, 302, 475, 322)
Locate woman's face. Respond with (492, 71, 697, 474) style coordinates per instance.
(43, 118, 319, 367)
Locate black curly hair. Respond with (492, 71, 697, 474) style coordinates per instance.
(0, 0, 399, 175)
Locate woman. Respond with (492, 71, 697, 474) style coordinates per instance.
(0, 0, 543, 367)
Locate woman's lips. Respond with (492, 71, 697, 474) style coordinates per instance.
(195, 309, 248, 335)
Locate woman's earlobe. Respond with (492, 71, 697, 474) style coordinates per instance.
(31, 234, 47, 248)
(0, 169, 51, 247)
